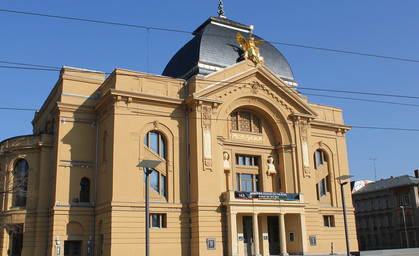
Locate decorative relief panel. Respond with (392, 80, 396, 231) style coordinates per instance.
(298, 120, 311, 178)
(201, 104, 213, 171)
(231, 132, 263, 143)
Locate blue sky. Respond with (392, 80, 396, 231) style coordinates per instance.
(1, 1, 418, 181)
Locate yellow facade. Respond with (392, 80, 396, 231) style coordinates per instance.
(0, 15, 358, 256)
(0, 59, 358, 255)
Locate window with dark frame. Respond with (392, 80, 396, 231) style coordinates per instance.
(150, 213, 167, 228)
(314, 149, 327, 169)
(79, 177, 90, 202)
(235, 155, 260, 192)
(10, 224, 23, 256)
(13, 159, 28, 207)
(323, 215, 335, 227)
(230, 111, 262, 133)
(316, 175, 330, 200)
(144, 131, 167, 197)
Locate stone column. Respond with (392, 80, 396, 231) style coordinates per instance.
(253, 213, 261, 256)
(279, 213, 288, 256)
(299, 213, 308, 254)
(228, 211, 238, 256)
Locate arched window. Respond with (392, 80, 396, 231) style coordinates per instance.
(144, 131, 166, 197)
(230, 111, 261, 133)
(144, 131, 166, 159)
(13, 159, 28, 207)
(314, 149, 331, 201)
(314, 149, 327, 169)
(79, 177, 90, 202)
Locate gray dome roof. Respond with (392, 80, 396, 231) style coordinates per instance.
(162, 17, 295, 81)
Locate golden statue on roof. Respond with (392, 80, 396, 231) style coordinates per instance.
(236, 25, 265, 64)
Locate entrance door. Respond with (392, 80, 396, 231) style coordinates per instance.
(64, 241, 82, 256)
(243, 216, 253, 256)
(267, 216, 280, 255)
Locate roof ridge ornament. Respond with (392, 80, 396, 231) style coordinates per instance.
(218, 0, 226, 18)
(236, 25, 266, 64)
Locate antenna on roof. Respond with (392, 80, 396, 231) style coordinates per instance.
(370, 157, 377, 181)
(218, 0, 226, 18)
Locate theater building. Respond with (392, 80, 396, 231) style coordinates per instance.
(0, 11, 357, 256)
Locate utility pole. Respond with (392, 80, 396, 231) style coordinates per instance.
(369, 157, 377, 180)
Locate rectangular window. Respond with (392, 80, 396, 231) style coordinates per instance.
(323, 215, 335, 227)
(150, 169, 159, 192)
(289, 232, 295, 242)
(236, 155, 258, 166)
(241, 174, 253, 191)
(371, 200, 375, 210)
(316, 184, 319, 200)
(235, 154, 260, 192)
(309, 235, 317, 246)
(150, 214, 167, 228)
(319, 179, 326, 197)
(397, 195, 403, 207)
(316, 176, 330, 200)
(236, 173, 259, 192)
(144, 169, 166, 198)
(404, 195, 410, 205)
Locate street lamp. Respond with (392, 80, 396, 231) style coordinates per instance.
(336, 175, 354, 256)
(400, 206, 409, 248)
(137, 160, 162, 256)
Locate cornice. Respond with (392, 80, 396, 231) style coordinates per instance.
(310, 119, 351, 133)
(109, 89, 183, 105)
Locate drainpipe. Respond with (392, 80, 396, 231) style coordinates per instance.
(45, 139, 54, 256)
(92, 116, 99, 255)
(185, 81, 191, 256)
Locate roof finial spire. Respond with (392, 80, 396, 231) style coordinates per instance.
(218, 0, 226, 18)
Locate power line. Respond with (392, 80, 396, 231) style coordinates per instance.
(297, 86, 419, 100)
(303, 93, 419, 107)
(1, 8, 419, 64)
(2, 58, 419, 108)
(0, 65, 59, 72)
(1, 61, 419, 103)
(1, 106, 419, 132)
(0, 9, 190, 34)
(0, 107, 38, 111)
(269, 41, 419, 64)
(117, 72, 419, 101)
(351, 126, 419, 132)
(0, 60, 58, 69)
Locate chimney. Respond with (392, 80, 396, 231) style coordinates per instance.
(415, 169, 419, 178)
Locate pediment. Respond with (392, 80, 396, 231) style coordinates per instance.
(188, 60, 317, 117)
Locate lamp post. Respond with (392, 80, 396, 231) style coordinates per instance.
(336, 175, 354, 256)
(400, 206, 409, 248)
(137, 160, 162, 256)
